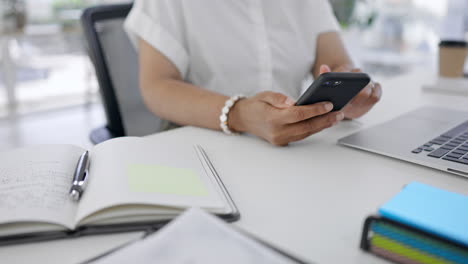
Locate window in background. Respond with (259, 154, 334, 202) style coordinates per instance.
(0, 0, 130, 118)
(332, 0, 451, 76)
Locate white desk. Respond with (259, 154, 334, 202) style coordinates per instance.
(1, 68, 468, 264)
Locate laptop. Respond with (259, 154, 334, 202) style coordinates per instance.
(338, 106, 468, 178)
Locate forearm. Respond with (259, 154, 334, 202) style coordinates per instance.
(138, 38, 230, 131)
(141, 78, 229, 131)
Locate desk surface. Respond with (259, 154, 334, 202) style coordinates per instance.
(2, 69, 468, 264)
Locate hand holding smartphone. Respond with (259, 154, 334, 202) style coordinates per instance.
(295, 72, 371, 111)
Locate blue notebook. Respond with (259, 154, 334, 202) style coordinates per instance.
(378, 182, 468, 247)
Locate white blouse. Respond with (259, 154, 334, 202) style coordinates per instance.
(125, 0, 339, 99)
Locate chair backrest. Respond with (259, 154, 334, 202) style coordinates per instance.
(81, 4, 163, 140)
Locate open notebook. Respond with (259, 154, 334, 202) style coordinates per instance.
(0, 137, 239, 245)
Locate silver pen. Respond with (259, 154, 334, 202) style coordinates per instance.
(69, 151, 90, 201)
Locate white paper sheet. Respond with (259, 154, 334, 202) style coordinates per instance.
(91, 208, 302, 264)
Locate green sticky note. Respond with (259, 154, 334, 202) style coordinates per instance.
(127, 164, 208, 196)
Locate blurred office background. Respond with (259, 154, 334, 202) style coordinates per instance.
(0, 0, 466, 149)
(0, 0, 130, 148)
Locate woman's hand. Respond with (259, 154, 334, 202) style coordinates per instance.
(229, 91, 344, 146)
(319, 64, 382, 119)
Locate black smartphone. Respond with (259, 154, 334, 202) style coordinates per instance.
(295, 72, 370, 111)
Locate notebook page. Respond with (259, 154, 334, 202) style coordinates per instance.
(75, 137, 224, 225)
(0, 145, 84, 230)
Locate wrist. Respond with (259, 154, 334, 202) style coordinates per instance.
(227, 97, 248, 133)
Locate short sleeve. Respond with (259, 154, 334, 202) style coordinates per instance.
(124, 0, 189, 78)
(312, 0, 340, 34)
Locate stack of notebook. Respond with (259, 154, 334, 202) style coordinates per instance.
(360, 182, 468, 264)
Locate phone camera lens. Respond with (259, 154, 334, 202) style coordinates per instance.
(333, 81, 342, 86)
(324, 81, 332, 86)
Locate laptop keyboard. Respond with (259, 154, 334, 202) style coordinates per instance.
(412, 120, 468, 165)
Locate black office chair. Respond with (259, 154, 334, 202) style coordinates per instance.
(81, 4, 164, 144)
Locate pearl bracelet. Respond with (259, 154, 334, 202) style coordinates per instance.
(219, 94, 245, 135)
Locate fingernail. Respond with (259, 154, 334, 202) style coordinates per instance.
(284, 97, 295, 106)
(324, 102, 333, 112)
(336, 112, 345, 121)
